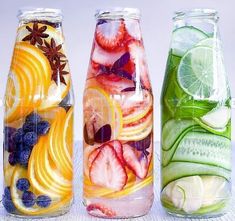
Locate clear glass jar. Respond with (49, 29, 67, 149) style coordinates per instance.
(83, 7, 154, 218)
(3, 8, 74, 218)
(161, 9, 231, 218)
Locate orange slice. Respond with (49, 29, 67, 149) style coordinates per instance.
(5, 42, 51, 123)
(11, 166, 72, 216)
(48, 108, 73, 180)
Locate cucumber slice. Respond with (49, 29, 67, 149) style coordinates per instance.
(196, 37, 222, 50)
(172, 132, 231, 170)
(172, 176, 204, 213)
(162, 119, 196, 151)
(201, 106, 231, 129)
(171, 26, 208, 57)
(162, 162, 231, 188)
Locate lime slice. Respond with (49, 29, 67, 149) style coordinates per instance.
(177, 46, 215, 99)
(196, 37, 222, 49)
(171, 26, 208, 57)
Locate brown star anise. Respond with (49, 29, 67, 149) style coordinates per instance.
(51, 60, 69, 85)
(38, 38, 65, 64)
(22, 22, 49, 45)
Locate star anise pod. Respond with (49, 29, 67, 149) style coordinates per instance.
(22, 22, 49, 45)
(38, 38, 65, 64)
(51, 60, 69, 85)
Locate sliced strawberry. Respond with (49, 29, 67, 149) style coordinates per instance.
(87, 203, 116, 218)
(95, 20, 125, 51)
(92, 43, 126, 67)
(89, 144, 127, 191)
(123, 142, 153, 179)
(124, 20, 142, 41)
(128, 41, 151, 89)
(108, 140, 124, 165)
(96, 73, 135, 94)
(88, 148, 100, 169)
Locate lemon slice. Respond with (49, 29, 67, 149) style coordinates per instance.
(83, 87, 116, 140)
(11, 166, 72, 215)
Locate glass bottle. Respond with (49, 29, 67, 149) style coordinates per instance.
(83, 8, 154, 218)
(3, 8, 74, 218)
(161, 9, 231, 218)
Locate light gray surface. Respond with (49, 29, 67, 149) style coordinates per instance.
(0, 142, 234, 221)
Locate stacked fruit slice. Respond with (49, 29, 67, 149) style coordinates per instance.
(5, 42, 51, 123)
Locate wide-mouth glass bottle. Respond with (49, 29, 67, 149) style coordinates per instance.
(3, 8, 74, 218)
(83, 7, 154, 218)
(161, 9, 231, 218)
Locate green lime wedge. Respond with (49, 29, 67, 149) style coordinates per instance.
(177, 46, 215, 99)
(171, 26, 208, 57)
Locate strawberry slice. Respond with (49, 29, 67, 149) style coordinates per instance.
(95, 20, 125, 51)
(108, 140, 124, 165)
(128, 41, 151, 90)
(87, 203, 116, 218)
(89, 144, 127, 191)
(123, 142, 152, 179)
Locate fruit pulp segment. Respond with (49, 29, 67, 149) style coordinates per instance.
(161, 24, 231, 217)
(3, 18, 74, 217)
(83, 16, 153, 218)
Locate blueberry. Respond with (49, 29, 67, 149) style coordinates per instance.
(16, 178, 30, 192)
(4, 186, 11, 200)
(12, 128, 24, 144)
(22, 191, 36, 207)
(25, 113, 41, 124)
(18, 149, 31, 166)
(8, 152, 18, 165)
(23, 122, 36, 133)
(4, 127, 17, 152)
(23, 132, 38, 147)
(37, 121, 50, 135)
(36, 195, 52, 208)
(2, 195, 16, 213)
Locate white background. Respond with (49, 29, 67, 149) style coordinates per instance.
(0, 0, 234, 141)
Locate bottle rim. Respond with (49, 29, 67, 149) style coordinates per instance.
(95, 7, 141, 20)
(173, 8, 219, 21)
(18, 8, 63, 22)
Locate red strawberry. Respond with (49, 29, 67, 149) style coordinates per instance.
(128, 41, 151, 90)
(96, 73, 135, 94)
(95, 20, 125, 51)
(123, 143, 152, 179)
(124, 20, 142, 41)
(87, 203, 116, 218)
(92, 43, 126, 67)
(88, 148, 100, 168)
(89, 144, 127, 191)
(108, 140, 124, 165)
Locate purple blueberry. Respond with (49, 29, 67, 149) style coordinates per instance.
(16, 178, 30, 192)
(4, 186, 11, 199)
(23, 122, 36, 133)
(23, 132, 38, 146)
(37, 121, 50, 135)
(4, 127, 17, 152)
(36, 195, 52, 208)
(22, 191, 36, 207)
(8, 152, 18, 166)
(25, 112, 41, 124)
(18, 149, 31, 166)
(12, 128, 24, 144)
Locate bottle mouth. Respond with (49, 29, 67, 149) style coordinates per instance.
(173, 9, 219, 21)
(95, 7, 141, 20)
(18, 8, 63, 22)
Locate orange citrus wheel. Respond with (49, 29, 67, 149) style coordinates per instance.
(5, 42, 51, 123)
(11, 166, 72, 216)
(34, 136, 72, 195)
(48, 108, 73, 180)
